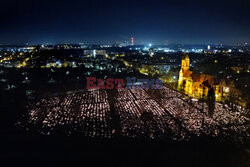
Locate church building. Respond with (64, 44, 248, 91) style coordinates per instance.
(178, 54, 224, 100)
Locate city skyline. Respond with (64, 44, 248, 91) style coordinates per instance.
(0, 1, 249, 166)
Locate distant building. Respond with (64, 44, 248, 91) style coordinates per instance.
(84, 50, 106, 57)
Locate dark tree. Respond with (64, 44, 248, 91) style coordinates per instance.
(207, 87, 215, 116)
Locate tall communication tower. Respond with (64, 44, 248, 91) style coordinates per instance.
(131, 37, 134, 46)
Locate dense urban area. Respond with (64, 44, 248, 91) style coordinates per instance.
(0, 43, 249, 140)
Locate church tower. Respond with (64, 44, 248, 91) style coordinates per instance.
(181, 54, 190, 73)
(179, 54, 190, 84)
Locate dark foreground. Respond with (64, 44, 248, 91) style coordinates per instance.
(0, 131, 249, 167)
(0, 95, 249, 167)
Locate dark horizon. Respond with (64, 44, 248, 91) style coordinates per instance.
(0, 43, 248, 47)
(0, 0, 250, 45)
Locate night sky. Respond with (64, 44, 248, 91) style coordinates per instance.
(0, 0, 249, 45)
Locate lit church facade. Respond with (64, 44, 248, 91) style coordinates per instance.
(178, 54, 225, 100)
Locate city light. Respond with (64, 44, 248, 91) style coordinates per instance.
(0, 0, 249, 166)
(224, 87, 230, 93)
